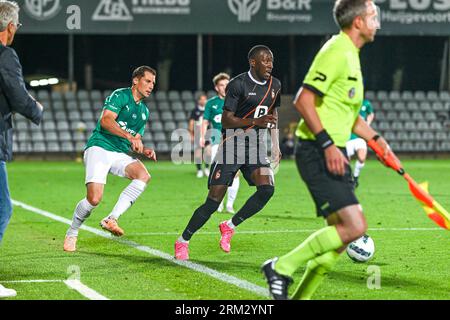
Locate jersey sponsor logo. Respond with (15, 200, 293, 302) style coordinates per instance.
(249, 92, 257, 96)
(255, 105, 269, 118)
(117, 121, 137, 135)
(313, 71, 327, 82)
(24, 0, 61, 21)
(228, 0, 262, 22)
(212, 105, 218, 109)
(92, 0, 133, 21)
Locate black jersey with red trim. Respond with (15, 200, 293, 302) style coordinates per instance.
(224, 72, 281, 125)
(216, 72, 281, 166)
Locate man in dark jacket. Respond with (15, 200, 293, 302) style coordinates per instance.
(0, 1, 43, 298)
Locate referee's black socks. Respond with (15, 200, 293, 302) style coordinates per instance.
(182, 198, 220, 241)
(231, 185, 274, 227)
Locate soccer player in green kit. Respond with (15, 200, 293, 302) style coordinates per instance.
(346, 99, 375, 188)
(262, 0, 398, 300)
(201, 73, 240, 214)
(64, 66, 157, 252)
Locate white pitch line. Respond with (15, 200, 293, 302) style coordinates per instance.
(127, 227, 442, 236)
(64, 280, 109, 300)
(12, 200, 269, 298)
(0, 280, 63, 283)
(0, 279, 109, 300)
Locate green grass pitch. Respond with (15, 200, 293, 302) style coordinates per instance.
(1, 159, 449, 300)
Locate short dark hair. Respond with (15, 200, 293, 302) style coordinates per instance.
(248, 45, 272, 61)
(333, 0, 369, 29)
(132, 66, 156, 80)
(212, 73, 230, 86)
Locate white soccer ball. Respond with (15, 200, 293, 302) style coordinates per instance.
(346, 235, 375, 263)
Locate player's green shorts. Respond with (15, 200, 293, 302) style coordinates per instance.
(295, 139, 359, 217)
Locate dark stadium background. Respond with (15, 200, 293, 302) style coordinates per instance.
(12, 35, 449, 93)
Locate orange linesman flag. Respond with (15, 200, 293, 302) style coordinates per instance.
(368, 139, 450, 230)
(417, 182, 450, 230)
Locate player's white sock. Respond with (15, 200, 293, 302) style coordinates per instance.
(227, 177, 240, 210)
(354, 161, 365, 178)
(67, 198, 97, 237)
(108, 180, 147, 220)
(226, 219, 236, 229)
(178, 236, 189, 243)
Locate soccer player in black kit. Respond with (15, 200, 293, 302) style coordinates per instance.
(175, 45, 281, 260)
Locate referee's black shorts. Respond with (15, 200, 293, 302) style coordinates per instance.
(295, 139, 359, 218)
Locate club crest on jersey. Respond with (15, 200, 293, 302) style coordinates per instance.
(348, 88, 356, 99)
(215, 170, 221, 180)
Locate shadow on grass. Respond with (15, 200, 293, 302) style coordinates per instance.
(327, 270, 450, 298)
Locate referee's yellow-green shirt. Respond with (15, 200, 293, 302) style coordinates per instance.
(296, 31, 364, 147)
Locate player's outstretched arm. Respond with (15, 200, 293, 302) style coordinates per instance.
(294, 87, 348, 176)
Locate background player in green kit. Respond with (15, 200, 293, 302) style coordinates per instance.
(262, 0, 398, 300)
(346, 99, 375, 188)
(201, 73, 240, 214)
(64, 66, 157, 252)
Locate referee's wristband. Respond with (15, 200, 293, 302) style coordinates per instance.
(315, 130, 334, 150)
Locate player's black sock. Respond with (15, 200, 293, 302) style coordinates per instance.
(205, 163, 210, 169)
(196, 164, 202, 171)
(231, 185, 274, 227)
(182, 198, 220, 241)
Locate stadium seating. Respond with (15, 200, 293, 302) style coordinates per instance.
(13, 89, 203, 154)
(365, 90, 450, 152)
(12, 89, 450, 154)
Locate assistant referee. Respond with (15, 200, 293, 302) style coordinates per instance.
(262, 0, 398, 300)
